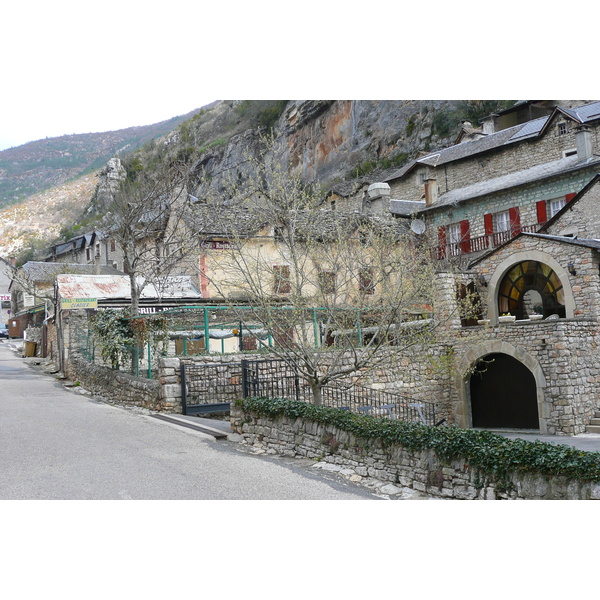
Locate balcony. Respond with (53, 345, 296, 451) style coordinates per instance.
(437, 223, 544, 258)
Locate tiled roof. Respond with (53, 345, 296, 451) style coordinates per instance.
(557, 101, 600, 123)
(417, 155, 600, 212)
(385, 101, 600, 183)
(21, 262, 123, 283)
(385, 120, 545, 182)
(522, 233, 600, 250)
(56, 274, 201, 300)
(390, 200, 427, 217)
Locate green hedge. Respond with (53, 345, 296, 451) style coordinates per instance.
(235, 397, 600, 482)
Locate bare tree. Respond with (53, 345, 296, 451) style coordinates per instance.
(191, 139, 447, 404)
(100, 155, 197, 317)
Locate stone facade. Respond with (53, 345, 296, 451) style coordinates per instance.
(67, 351, 161, 409)
(231, 405, 600, 500)
(383, 101, 600, 261)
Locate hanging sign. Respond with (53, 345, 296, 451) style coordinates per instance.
(61, 297, 98, 310)
(200, 241, 235, 250)
(24, 294, 35, 307)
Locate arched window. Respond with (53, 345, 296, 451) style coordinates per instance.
(498, 261, 565, 319)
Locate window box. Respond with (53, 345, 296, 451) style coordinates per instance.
(498, 315, 516, 323)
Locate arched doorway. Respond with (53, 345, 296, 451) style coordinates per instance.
(470, 353, 539, 429)
(497, 260, 565, 319)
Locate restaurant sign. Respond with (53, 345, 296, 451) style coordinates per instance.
(61, 297, 98, 310)
(200, 241, 235, 250)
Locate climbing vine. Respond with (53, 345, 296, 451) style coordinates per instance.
(236, 397, 600, 483)
(89, 309, 170, 371)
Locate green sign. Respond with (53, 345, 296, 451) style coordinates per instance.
(61, 298, 98, 310)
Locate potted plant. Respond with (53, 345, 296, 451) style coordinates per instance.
(530, 305, 544, 320)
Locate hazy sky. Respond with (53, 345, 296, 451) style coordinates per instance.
(0, 2, 591, 152)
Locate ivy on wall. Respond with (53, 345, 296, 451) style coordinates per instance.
(236, 397, 600, 483)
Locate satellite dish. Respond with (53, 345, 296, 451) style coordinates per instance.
(410, 219, 426, 235)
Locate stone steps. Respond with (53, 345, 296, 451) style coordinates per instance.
(585, 411, 600, 434)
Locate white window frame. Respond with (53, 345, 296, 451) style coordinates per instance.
(549, 197, 566, 218)
(495, 211, 511, 233)
(447, 223, 462, 244)
(446, 223, 462, 256)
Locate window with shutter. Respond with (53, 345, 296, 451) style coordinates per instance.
(536, 200, 547, 224)
(459, 220, 471, 254)
(447, 223, 462, 256)
(549, 198, 566, 217)
(437, 226, 446, 259)
(508, 206, 521, 235)
(273, 265, 291, 294)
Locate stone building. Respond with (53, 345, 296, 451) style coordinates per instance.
(440, 175, 600, 435)
(44, 230, 125, 271)
(382, 100, 600, 260)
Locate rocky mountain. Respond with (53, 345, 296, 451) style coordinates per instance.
(0, 100, 515, 261)
(0, 172, 98, 259)
(143, 100, 513, 204)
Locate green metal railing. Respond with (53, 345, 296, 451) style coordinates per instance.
(76, 304, 432, 379)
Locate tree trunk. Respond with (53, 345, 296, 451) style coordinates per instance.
(129, 271, 139, 318)
(311, 382, 323, 406)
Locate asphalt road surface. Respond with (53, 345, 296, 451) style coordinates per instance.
(0, 342, 377, 500)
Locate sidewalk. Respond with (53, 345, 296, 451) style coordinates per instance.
(495, 430, 600, 452)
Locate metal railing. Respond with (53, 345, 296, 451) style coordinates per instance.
(181, 361, 243, 415)
(240, 358, 441, 426)
(437, 222, 544, 258)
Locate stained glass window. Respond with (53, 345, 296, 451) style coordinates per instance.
(498, 261, 565, 319)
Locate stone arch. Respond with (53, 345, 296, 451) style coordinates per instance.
(454, 340, 548, 433)
(486, 250, 575, 321)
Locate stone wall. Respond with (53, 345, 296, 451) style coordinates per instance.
(389, 120, 599, 205)
(544, 176, 600, 239)
(67, 351, 162, 410)
(426, 166, 597, 242)
(449, 320, 600, 435)
(231, 404, 600, 500)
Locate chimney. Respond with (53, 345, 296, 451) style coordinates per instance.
(366, 182, 391, 213)
(575, 125, 593, 162)
(424, 176, 438, 206)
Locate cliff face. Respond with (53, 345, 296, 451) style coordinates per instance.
(186, 100, 460, 201)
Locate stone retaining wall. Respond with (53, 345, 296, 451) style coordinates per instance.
(67, 352, 162, 410)
(231, 404, 600, 500)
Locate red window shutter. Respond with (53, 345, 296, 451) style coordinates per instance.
(565, 193, 576, 203)
(484, 213, 494, 235)
(536, 200, 547, 224)
(509, 206, 521, 235)
(483, 213, 493, 248)
(437, 226, 446, 259)
(459, 219, 470, 254)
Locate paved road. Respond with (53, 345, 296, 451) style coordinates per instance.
(0, 342, 377, 500)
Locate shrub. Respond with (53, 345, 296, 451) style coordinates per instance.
(235, 397, 600, 482)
